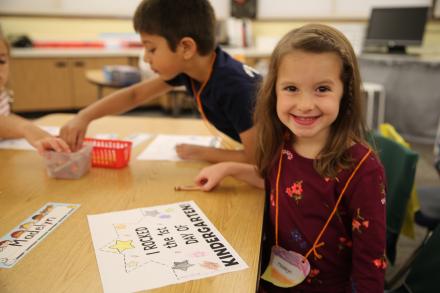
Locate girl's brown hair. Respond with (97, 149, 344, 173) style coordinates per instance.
(255, 24, 367, 178)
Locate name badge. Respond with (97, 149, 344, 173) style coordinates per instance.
(261, 245, 310, 288)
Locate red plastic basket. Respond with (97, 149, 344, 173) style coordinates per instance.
(83, 138, 132, 168)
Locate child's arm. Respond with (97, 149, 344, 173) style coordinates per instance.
(0, 114, 70, 154)
(349, 162, 386, 291)
(0, 91, 11, 115)
(195, 162, 264, 191)
(176, 126, 257, 163)
(60, 77, 172, 151)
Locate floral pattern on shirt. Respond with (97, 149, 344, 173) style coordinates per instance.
(373, 255, 387, 270)
(282, 149, 293, 160)
(338, 236, 353, 253)
(285, 180, 303, 204)
(352, 208, 369, 233)
(380, 182, 386, 205)
(306, 267, 322, 285)
(291, 229, 308, 250)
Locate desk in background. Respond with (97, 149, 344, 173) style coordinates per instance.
(0, 114, 265, 293)
(363, 82, 386, 130)
(86, 70, 191, 116)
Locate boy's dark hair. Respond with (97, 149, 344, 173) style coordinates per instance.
(133, 0, 216, 56)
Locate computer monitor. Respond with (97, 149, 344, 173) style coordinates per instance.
(364, 6, 429, 54)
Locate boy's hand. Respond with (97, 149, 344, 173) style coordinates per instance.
(194, 162, 230, 191)
(32, 137, 71, 155)
(60, 116, 89, 152)
(175, 143, 205, 160)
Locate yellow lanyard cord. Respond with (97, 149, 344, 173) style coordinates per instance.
(274, 147, 284, 247)
(275, 147, 372, 260)
(190, 52, 216, 123)
(190, 53, 239, 150)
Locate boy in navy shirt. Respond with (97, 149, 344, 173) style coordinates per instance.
(60, 0, 261, 163)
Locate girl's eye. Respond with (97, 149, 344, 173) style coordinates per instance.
(147, 48, 156, 54)
(317, 86, 330, 93)
(0, 59, 7, 65)
(284, 86, 298, 92)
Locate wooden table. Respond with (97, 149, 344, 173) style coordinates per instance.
(0, 114, 265, 293)
(85, 69, 129, 99)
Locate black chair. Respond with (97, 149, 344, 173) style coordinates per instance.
(387, 225, 440, 293)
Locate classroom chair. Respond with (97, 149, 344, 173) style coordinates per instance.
(367, 132, 419, 267)
(379, 123, 420, 240)
(387, 225, 440, 293)
(386, 121, 440, 289)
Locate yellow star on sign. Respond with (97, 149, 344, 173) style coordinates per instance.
(110, 240, 135, 253)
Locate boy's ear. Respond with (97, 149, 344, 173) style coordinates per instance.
(178, 37, 197, 60)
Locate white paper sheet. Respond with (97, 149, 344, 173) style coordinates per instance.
(0, 126, 60, 150)
(94, 133, 119, 140)
(87, 201, 247, 293)
(136, 134, 218, 161)
(123, 133, 151, 148)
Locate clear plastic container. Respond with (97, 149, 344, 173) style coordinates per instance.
(43, 144, 93, 179)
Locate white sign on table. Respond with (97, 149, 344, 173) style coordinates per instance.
(87, 201, 247, 293)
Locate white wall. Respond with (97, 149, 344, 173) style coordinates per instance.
(0, 0, 230, 19)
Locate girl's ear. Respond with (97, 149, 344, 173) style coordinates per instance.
(178, 37, 197, 60)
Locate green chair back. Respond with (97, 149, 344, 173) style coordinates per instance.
(367, 132, 419, 264)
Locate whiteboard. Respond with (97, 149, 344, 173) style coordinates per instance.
(257, 0, 432, 19)
(0, 0, 230, 19)
(335, 0, 432, 18)
(0, 0, 430, 19)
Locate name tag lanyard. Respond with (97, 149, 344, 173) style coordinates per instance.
(261, 146, 371, 287)
(190, 53, 238, 150)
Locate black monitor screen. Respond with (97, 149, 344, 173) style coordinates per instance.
(365, 7, 429, 51)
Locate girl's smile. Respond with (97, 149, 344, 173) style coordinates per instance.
(276, 49, 343, 150)
(290, 114, 322, 126)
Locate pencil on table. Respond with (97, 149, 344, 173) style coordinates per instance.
(174, 185, 201, 191)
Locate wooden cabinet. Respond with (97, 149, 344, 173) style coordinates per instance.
(9, 57, 129, 112)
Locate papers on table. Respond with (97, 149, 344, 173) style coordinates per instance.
(87, 201, 247, 293)
(94, 133, 119, 140)
(0, 128, 152, 151)
(0, 126, 60, 150)
(0, 126, 213, 162)
(123, 133, 151, 148)
(137, 134, 218, 161)
(94, 133, 152, 148)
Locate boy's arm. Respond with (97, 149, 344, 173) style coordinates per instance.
(0, 114, 70, 153)
(175, 126, 257, 163)
(60, 77, 172, 150)
(195, 162, 264, 191)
